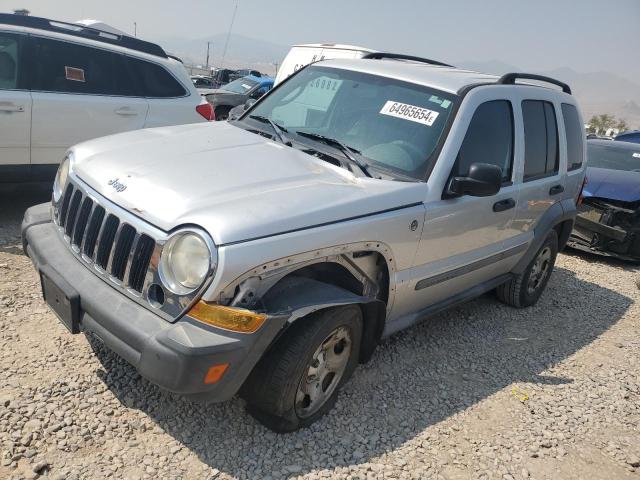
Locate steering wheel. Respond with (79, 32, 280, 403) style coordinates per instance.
(391, 140, 424, 163)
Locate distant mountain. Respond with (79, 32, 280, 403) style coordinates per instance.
(457, 60, 640, 128)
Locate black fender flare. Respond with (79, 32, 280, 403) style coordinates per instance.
(262, 276, 386, 362)
(513, 199, 576, 275)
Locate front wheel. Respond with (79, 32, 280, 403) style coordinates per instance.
(497, 230, 558, 308)
(241, 305, 362, 432)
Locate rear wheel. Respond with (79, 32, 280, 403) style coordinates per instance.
(241, 305, 362, 432)
(497, 230, 558, 308)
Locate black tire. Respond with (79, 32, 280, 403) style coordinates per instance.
(214, 106, 230, 121)
(497, 230, 558, 308)
(241, 305, 363, 432)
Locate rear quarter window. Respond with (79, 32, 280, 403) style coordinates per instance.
(126, 57, 187, 98)
(561, 103, 584, 171)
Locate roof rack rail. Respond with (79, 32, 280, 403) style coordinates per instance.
(167, 54, 184, 64)
(362, 52, 453, 68)
(497, 73, 571, 94)
(0, 13, 167, 58)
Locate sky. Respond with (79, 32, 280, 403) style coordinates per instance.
(2, 0, 640, 83)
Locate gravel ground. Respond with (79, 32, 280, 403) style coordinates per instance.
(1, 185, 639, 480)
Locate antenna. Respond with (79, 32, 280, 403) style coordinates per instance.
(220, 1, 238, 68)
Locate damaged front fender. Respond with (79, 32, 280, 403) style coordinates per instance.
(261, 276, 386, 362)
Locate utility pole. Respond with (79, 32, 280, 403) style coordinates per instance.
(205, 42, 211, 70)
(133, 22, 137, 37)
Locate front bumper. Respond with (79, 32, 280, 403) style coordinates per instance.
(22, 203, 287, 401)
(568, 201, 640, 262)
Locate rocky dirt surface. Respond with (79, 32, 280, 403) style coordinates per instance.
(1, 186, 639, 480)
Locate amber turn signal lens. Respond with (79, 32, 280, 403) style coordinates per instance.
(188, 301, 267, 333)
(204, 363, 229, 384)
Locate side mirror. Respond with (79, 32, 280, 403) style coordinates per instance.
(244, 98, 257, 110)
(447, 162, 502, 197)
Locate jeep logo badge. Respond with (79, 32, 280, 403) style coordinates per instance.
(107, 178, 127, 192)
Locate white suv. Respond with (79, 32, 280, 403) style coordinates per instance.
(0, 13, 214, 183)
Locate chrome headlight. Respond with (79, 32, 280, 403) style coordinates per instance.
(53, 153, 72, 202)
(159, 230, 216, 295)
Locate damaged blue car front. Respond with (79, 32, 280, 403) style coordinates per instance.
(569, 139, 640, 261)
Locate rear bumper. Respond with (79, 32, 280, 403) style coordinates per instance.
(22, 204, 287, 401)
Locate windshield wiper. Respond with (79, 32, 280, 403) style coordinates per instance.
(294, 131, 373, 178)
(248, 115, 291, 146)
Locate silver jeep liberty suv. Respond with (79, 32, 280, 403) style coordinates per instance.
(23, 53, 587, 432)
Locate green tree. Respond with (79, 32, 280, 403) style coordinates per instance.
(615, 119, 629, 133)
(587, 114, 628, 135)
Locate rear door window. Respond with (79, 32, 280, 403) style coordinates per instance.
(561, 103, 584, 170)
(0, 32, 23, 90)
(31, 37, 136, 96)
(126, 57, 186, 98)
(522, 100, 559, 181)
(454, 100, 514, 184)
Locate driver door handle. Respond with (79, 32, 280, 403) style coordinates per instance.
(549, 184, 564, 195)
(114, 107, 138, 116)
(0, 104, 24, 112)
(493, 198, 516, 212)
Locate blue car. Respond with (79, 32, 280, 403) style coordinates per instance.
(568, 139, 640, 261)
(615, 130, 640, 144)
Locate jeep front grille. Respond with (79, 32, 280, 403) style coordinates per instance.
(56, 182, 154, 294)
(52, 176, 213, 322)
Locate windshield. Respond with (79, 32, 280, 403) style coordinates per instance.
(242, 66, 457, 179)
(222, 77, 259, 94)
(588, 143, 640, 172)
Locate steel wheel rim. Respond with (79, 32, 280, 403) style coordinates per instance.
(527, 246, 552, 294)
(295, 326, 352, 419)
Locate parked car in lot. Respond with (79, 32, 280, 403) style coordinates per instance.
(209, 68, 237, 88)
(0, 14, 213, 182)
(614, 130, 640, 144)
(568, 139, 640, 261)
(275, 43, 376, 85)
(229, 68, 263, 82)
(203, 75, 273, 120)
(22, 54, 585, 431)
(191, 74, 216, 89)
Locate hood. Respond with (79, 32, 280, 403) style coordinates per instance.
(72, 122, 425, 245)
(584, 167, 640, 203)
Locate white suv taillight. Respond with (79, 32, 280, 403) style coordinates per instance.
(196, 103, 215, 121)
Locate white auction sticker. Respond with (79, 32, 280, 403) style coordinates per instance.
(379, 101, 439, 126)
